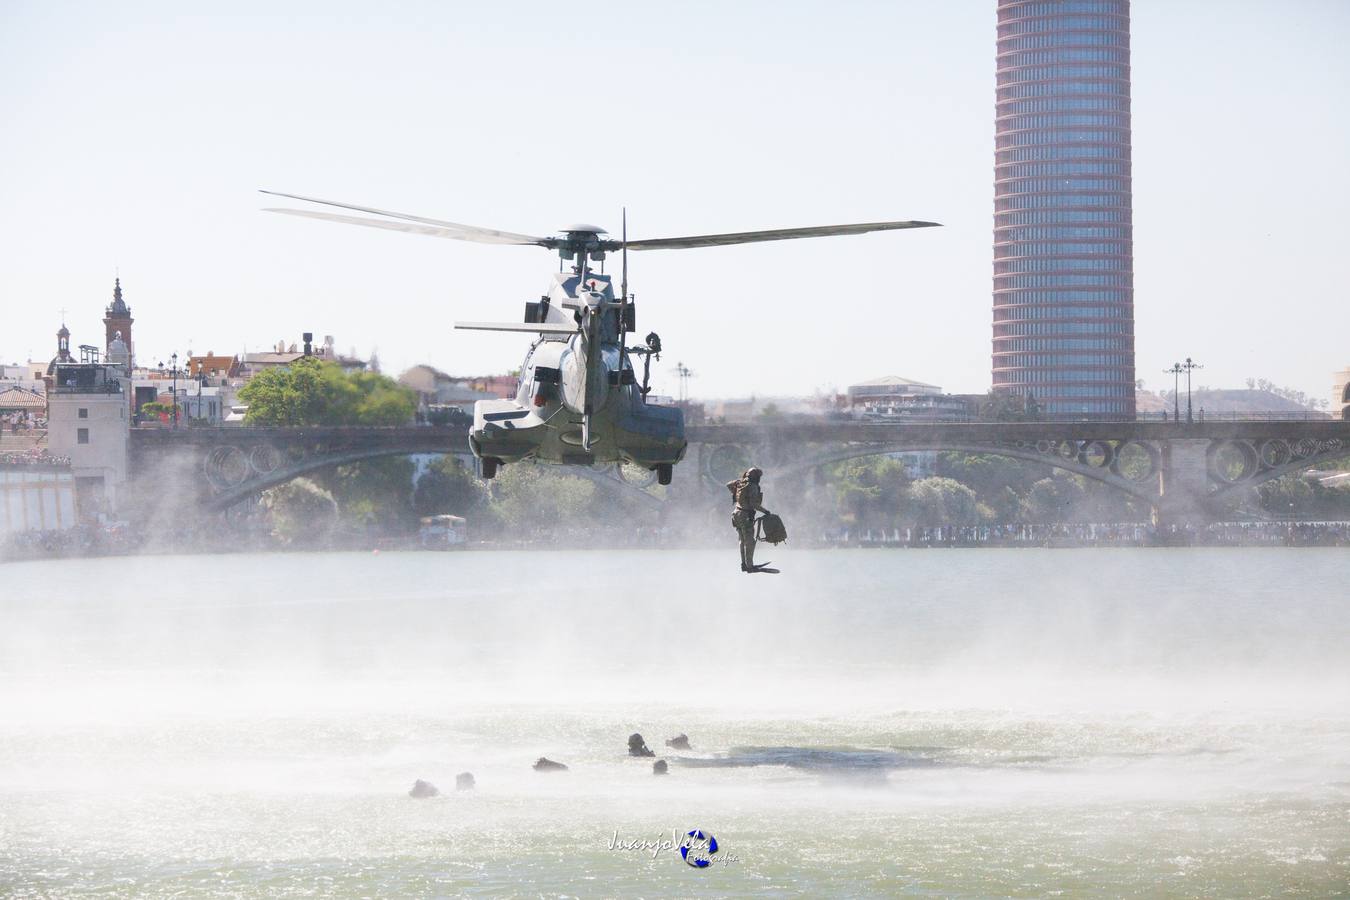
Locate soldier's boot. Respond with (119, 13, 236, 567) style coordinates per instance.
(744, 539, 756, 571)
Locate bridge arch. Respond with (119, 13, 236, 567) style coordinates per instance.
(1207, 441, 1350, 501)
(788, 445, 1155, 507)
(700, 440, 1159, 503)
(207, 448, 663, 511)
(206, 446, 478, 511)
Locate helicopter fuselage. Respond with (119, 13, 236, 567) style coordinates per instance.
(466, 269, 686, 477)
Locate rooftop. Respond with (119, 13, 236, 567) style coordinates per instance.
(851, 375, 941, 390)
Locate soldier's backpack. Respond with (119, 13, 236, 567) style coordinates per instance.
(757, 513, 788, 545)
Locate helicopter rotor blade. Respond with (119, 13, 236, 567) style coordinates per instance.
(264, 207, 554, 246)
(622, 220, 941, 251)
(260, 190, 553, 246)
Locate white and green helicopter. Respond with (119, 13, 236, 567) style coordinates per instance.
(262, 191, 939, 483)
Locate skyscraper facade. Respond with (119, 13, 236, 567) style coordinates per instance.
(992, 0, 1135, 419)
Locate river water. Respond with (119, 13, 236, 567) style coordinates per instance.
(1, 548, 1347, 896)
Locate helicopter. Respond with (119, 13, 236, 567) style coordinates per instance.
(261, 191, 940, 483)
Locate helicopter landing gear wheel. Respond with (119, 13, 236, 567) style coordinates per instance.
(480, 457, 501, 480)
(656, 463, 673, 486)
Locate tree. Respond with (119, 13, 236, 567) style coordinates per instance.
(239, 356, 415, 426)
(830, 456, 911, 525)
(488, 464, 597, 536)
(413, 455, 488, 518)
(904, 477, 983, 525)
(1027, 474, 1087, 523)
(263, 477, 338, 544)
(326, 456, 418, 535)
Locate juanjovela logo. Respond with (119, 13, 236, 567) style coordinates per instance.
(679, 829, 718, 868)
(607, 827, 737, 868)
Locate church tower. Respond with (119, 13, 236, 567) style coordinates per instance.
(103, 278, 134, 366)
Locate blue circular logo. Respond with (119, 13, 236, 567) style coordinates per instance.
(679, 829, 718, 868)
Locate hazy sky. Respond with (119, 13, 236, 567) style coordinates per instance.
(2, 0, 1347, 403)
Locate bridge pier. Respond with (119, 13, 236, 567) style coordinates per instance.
(1153, 438, 1214, 527)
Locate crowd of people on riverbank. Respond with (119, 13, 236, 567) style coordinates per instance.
(0, 523, 140, 561)
(821, 520, 1350, 548)
(0, 448, 69, 466)
(4, 518, 1349, 561)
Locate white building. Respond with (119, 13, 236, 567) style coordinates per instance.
(181, 385, 226, 423)
(0, 464, 77, 534)
(846, 376, 970, 421)
(45, 360, 130, 517)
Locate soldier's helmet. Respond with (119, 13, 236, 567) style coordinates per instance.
(745, 467, 763, 481)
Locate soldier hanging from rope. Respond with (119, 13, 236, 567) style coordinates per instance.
(727, 466, 770, 572)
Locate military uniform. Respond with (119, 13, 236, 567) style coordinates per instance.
(727, 469, 767, 571)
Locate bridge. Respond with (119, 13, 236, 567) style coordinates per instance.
(129, 419, 1350, 522)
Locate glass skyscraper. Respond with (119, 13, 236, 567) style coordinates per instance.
(992, 0, 1135, 419)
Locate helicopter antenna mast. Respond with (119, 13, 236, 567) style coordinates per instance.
(619, 208, 629, 380)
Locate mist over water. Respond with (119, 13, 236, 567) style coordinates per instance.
(2, 549, 1347, 896)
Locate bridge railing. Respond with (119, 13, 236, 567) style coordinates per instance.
(1136, 411, 1333, 422)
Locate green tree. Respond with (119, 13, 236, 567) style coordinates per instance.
(1027, 474, 1086, 522)
(263, 477, 338, 544)
(324, 456, 418, 535)
(904, 477, 984, 525)
(488, 464, 597, 536)
(239, 356, 415, 426)
(414, 455, 489, 519)
(1257, 474, 1350, 519)
(830, 456, 911, 525)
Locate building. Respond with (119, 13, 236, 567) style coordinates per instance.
(398, 364, 503, 421)
(0, 386, 46, 418)
(241, 335, 368, 379)
(42, 324, 76, 388)
(846, 376, 970, 421)
(0, 363, 44, 388)
(188, 352, 240, 380)
(1334, 367, 1350, 421)
(180, 385, 226, 423)
(992, 0, 1136, 419)
(45, 357, 130, 518)
(103, 278, 135, 367)
(0, 459, 77, 535)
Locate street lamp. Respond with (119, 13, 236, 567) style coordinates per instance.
(1164, 362, 1183, 422)
(1182, 357, 1203, 424)
(171, 352, 179, 430)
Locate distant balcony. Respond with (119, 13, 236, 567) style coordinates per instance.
(51, 381, 122, 395)
(50, 364, 123, 395)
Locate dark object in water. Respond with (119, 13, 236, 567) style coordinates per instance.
(533, 757, 568, 772)
(628, 733, 655, 757)
(756, 512, 787, 544)
(409, 779, 440, 798)
(665, 733, 692, 751)
(653, 759, 669, 775)
(456, 772, 475, 791)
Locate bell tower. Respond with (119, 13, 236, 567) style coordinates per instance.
(103, 277, 134, 366)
